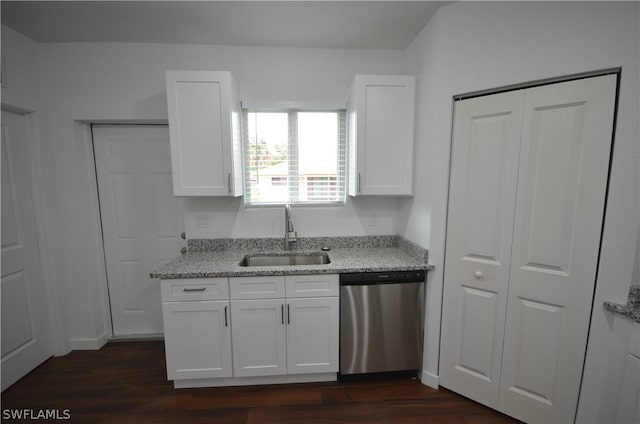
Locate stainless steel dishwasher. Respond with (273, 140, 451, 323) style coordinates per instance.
(339, 270, 425, 379)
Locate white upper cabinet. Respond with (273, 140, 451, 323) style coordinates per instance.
(348, 74, 416, 196)
(165, 71, 243, 196)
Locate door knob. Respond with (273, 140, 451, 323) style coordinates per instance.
(474, 271, 484, 280)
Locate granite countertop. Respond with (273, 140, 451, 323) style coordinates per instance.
(604, 285, 640, 324)
(150, 235, 429, 279)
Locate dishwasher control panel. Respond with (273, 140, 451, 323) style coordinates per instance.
(339, 270, 425, 285)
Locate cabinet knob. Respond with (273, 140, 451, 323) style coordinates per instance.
(474, 271, 484, 280)
(181, 247, 187, 254)
(180, 232, 186, 240)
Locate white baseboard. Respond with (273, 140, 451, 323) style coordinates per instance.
(420, 371, 439, 389)
(69, 333, 109, 350)
(108, 333, 164, 342)
(174, 373, 337, 389)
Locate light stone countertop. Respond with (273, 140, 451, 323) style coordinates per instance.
(604, 285, 640, 324)
(150, 236, 429, 279)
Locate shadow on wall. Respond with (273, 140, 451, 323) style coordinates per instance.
(134, 92, 168, 119)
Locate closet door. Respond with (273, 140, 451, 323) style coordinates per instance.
(498, 74, 617, 423)
(440, 91, 524, 408)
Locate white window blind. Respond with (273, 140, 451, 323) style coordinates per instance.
(243, 110, 346, 206)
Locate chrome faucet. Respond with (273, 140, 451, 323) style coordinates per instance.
(284, 204, 297, 250)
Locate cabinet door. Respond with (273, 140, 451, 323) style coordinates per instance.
(230, 299, 287, 377)
(162, 300, 231, 380)
(349, 75, 415, 196)
(165, 70, 242, 196)
(286, 298, 339, 374)
(615, 350, 640, 423)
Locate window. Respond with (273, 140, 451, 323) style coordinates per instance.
(307, 176, 337, 201)
(243, 110, 346, 206)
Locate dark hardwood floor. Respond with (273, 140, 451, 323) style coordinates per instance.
(1, 341, 519, 423)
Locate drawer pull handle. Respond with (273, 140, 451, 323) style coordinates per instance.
(183, 287, 206, 292)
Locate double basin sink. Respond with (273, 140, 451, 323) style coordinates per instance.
(239, 252, 331, 267)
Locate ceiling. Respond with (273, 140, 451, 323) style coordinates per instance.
(1, 1, 449, 50)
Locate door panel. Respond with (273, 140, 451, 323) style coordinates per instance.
(230, 299, 287, 377)
(498, 74, 617, 423)
(1, 110, 51, 390)
(455, 286, 500, 382)
(93, 125, 185, 336)
(518, 102, 585, 274)
(286, 298, 339, 374)
(162, 300, 232, 380)
(440, 90, 524, 407)
(504, 298, 564, 406)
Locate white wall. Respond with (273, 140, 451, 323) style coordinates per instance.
(402, 2, 640, 422)
(33, 41, 406, 348)
(1, 26, 41, 110)
(184, 197, 403, 238)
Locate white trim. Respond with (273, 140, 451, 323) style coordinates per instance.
(420, 371, 439, 389)
(69, 333, 109, 351)
(173, 373, 337, 389)
(26, 111, 70, 356)
(108, 334, 164, 341)
(79, 122, 115, 339)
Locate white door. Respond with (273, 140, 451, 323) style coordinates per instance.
(162, 300, 232, 380)
(441, 74, 617, 423)
(286, 297, 339, 374)
(230, 299, 287, 377)
(498, 75, 617, 423)
(93, 125, 185, 336)
(440, 90, 524, 407)
(1, 109, 51, 390)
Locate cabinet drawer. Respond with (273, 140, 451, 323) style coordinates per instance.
(285, 274, 339, 298)
(230, 276, 286, 299)
(161, 278, 229, 301)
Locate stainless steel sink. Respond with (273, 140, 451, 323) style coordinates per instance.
(239, 253, 331, 267)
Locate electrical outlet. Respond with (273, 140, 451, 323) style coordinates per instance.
(194, 213, 211, 229)
(369, 214, 378, 227)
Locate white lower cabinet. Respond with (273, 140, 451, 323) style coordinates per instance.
(230, 299, 287, 377)
(229, 275, 339, 378)
(286, 297, 339, 374)
(162, 278, 232, 381)
(614, 322, 640, 423)
(161, 274, 339, 387)
(162, 300, 232, 380)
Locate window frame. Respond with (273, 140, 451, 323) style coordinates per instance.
(242, 109, 347, 207)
